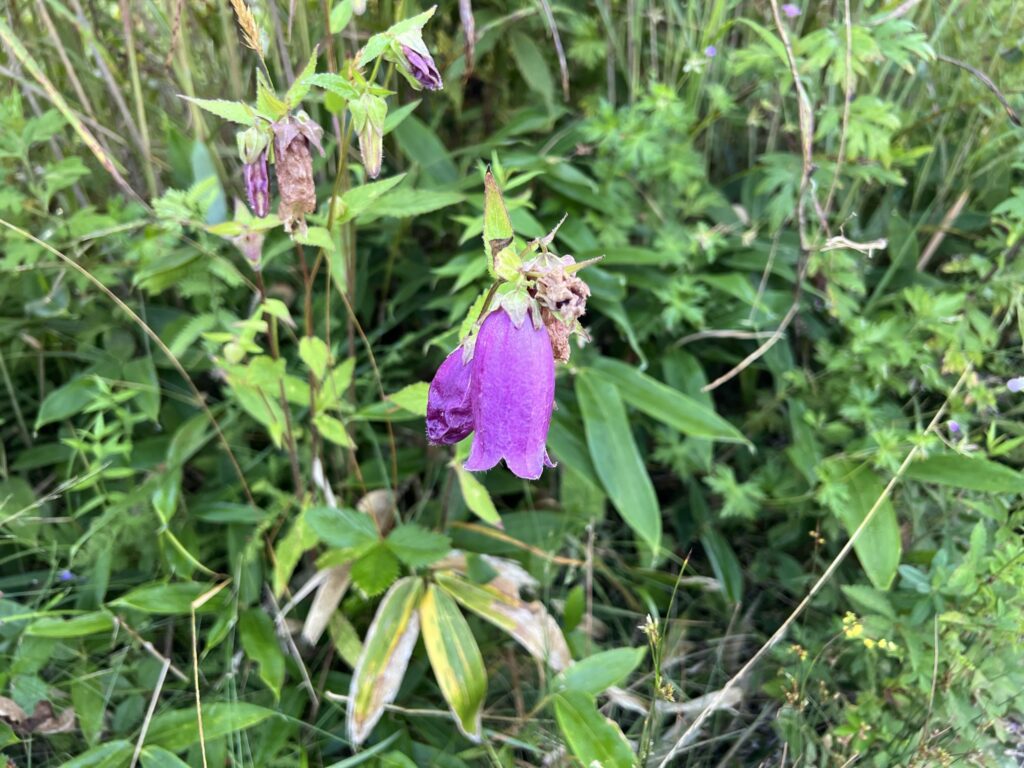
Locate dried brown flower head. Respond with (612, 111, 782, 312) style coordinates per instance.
(272, 113, 324, 233)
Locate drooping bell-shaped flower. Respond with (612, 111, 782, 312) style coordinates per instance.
(401, 43, 443, 90)
(426, 348, 474, 445)
(464, 309, 555, 480)
(243, 154, 270, 217)
(237, 124, 272, 218)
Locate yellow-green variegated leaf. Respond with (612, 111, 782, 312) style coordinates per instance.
(436, 572, 570, 670)
(420, 584, 487, 741)
(346, 577, 423, 746)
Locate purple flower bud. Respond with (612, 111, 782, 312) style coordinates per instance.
(1009, 376, 1024, 393)
(463, 309, 555, 480)
(402, 44, 443, 91)
(58, 569, 74, 582)
(243, 152, 270, 218)
(781, 3, 801, 17)
(704, 45, 717, 58)
(427, 348, 474, 445)
(947, 420, 960, 434)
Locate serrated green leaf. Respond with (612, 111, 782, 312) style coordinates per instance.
(306, 506, 379, 550)
(420, 584, 486, 740)
(387, 381, 428, 415)
(180, 97, 255, 126)
(299, 336, 330, 380)
(293, 225, 336, 253)
(285, 47, 319, 107)
(386, 524, 451, 567)
(351, 543, 400, 596)
(315, 413, 354, 447)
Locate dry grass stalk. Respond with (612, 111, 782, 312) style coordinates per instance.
(230, 0, 263, 56)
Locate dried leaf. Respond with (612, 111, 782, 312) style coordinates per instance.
(346, 577, 423, 745)
(437, 572, 570, 670)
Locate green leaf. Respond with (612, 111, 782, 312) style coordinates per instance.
(841, 584, 896, 620)
(832, 461, 902, 590)
(58, 740, 133, 768)
(109, 582, 223, 615)
(329, 0, 353, 33)
(239, 609, 285, 700)
(146, 703, 275, 751)
(356, 188, 465, 222)
(386, 524, 451, 567)
(179, 97, 255, 126)
(336, 174, 407, 223)
(576, 372, 662, 556)
(394, 115, 457, 187)
(308, 73, 360, 102)
(482, 169, 518, 280)
(553, 691, 634, 768)
(347, 577, 423, 745)
(123, 356, 160, 421)
(35, 377, 98, 428)
(419, 584, 486, 741)
(509, 32, 555, 108)
(454, 465, 501, 525)
(0, 722, 16, 750)
(315, 414, 354, 447)
(306, 506, 380, 551)
(700, 528, 744, 604)
(387, 381, 428, 415)
(285, 47, 319, 107)
(554, 647, 647, 696)
(592, 358, 748, 444)
(72, 673, 105, 746)
(351, 543, 400, 597)
(140, 746, 192, 768)
(293, 225, 336, 254)
(274, 511, 318, 597)
(905, 453, 1024, 493)
(25, 612, 114, 638)
(299, 336, 330, 380)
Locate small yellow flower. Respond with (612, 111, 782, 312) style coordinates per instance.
(862, 638, 876, 649)
(842, 612, 864, 639)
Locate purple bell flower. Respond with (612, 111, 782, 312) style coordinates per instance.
(426, 309, 556, 480)
(244, 152, 270, 218)
(402, 44, 443, 91)
(427, 348, 474, 445)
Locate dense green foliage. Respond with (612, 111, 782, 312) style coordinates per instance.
(1, 0, 1024, 765)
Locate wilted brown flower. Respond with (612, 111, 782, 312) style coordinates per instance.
(272, 113, 324, 233)
(531, 255, 590, 361)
